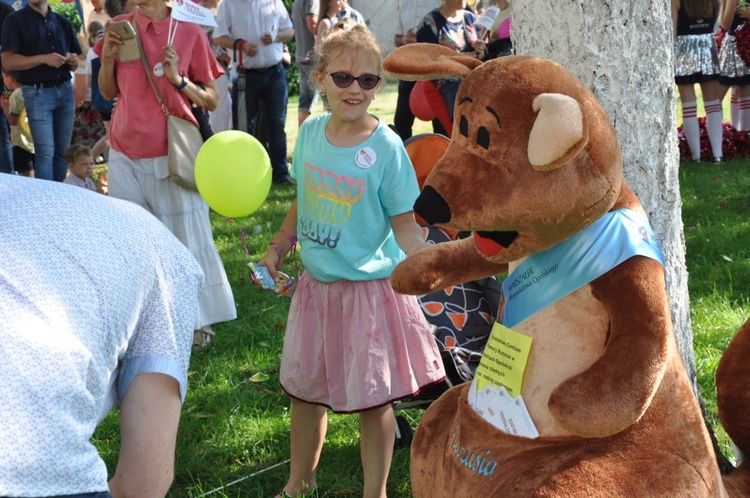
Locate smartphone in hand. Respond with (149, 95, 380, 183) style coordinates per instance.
(106, 21, 139, 62)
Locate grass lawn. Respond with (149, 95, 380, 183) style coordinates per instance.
(90, 82, 750, 497)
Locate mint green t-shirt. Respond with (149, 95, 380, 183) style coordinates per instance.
(291, 115, 420, 282)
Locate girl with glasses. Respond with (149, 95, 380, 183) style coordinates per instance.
(258, 21, 446, 498)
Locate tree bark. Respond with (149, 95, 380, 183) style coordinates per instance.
(512, 1, 697, 390)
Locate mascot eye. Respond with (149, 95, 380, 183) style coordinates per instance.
(460, 115, 469, 137)
(477, 126, 490, 149)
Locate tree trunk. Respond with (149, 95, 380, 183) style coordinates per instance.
(512, 2, 697, 390)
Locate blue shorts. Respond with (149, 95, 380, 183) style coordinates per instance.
(296, 61, 319, 113)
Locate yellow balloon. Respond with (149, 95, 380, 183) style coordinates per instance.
(195, 130, 272, 218)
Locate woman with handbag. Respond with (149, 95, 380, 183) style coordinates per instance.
(96, 0, 236, 346)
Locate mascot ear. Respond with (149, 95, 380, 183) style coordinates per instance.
(527, 93, 588, 171)
(383, 43, 482, 81)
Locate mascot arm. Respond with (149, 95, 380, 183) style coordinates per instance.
(548, 256, 670, 437)
(391, 236, 508, 295)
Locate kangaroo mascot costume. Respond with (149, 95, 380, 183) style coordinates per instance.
(383, 44, 750, 497)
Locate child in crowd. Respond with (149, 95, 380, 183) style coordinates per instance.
(1, 69, 35, 177)
(258, 22, 445, 498)
(63, 144, 98, 192)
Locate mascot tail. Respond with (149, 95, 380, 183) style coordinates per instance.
(717, 318, 750, 495)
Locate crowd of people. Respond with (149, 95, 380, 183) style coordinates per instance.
(0, 1, 512, 497)
(0, 0, 507, 181)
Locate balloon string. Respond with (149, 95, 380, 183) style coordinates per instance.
(241, 227, 262, 288)
(240, 226, 250, 256)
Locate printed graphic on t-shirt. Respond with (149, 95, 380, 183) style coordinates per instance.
(300, 162, 365, 249)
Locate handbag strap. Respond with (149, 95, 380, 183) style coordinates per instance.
(132, 15, 170, 117)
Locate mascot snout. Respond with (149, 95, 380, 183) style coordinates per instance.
(414, 185, 452, 225)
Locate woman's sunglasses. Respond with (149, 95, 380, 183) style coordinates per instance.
(323, 71, 381, 90)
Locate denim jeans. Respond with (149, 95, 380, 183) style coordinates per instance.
(0, 110, 12, 174)
(22, 81, 75, 182)
(296, 61, 319, 113)
(243, 63, 289, 181)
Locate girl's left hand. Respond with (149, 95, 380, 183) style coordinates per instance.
(162, 44, 181, 85)
(738, 5, 750, 19)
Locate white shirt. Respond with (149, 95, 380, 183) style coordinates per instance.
(214, 0, 293, 69)
(0, 175, 204, 497)
(396, 0, 442, 36)
(63, 172, 98, 191)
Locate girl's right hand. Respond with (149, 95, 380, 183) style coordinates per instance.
(101, 25, 123, 63)
(257, 247, 283, 281)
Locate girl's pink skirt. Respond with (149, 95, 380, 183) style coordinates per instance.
(279, 273, 446, 413)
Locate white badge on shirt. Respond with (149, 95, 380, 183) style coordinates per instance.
(355, 147, 377, 169)
(153, 62, 165, 77)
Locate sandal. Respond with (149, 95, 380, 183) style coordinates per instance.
(193, 326, 215, 347)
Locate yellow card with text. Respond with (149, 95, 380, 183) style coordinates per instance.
(474, 322, 533, 397)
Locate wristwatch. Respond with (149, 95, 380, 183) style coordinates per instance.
(174, 75, 188, 90)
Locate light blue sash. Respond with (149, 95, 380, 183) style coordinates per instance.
(500, 209, 665, 328)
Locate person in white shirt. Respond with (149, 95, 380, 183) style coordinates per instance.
(213, 0, 296, 185)
(0, 174, 204, 498)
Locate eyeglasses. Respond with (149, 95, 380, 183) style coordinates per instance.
(323, 71, 381, 90)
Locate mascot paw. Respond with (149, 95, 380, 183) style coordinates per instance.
(391, 250, 447, 295)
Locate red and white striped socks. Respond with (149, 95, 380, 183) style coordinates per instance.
(740, 95, 750, 133)
(682, 101, 701, 161)
(704, 99, 723, 161)
(731, 90, 741, 130)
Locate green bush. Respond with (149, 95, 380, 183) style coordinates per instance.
(51, 2, 82, 34)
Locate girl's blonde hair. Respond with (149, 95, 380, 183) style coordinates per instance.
(313, 21, 382, 75)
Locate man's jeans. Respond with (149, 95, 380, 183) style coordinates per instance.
(243, 63, 289, 181)
(22, 81, 75, 182)
(0, 110, 12, 174)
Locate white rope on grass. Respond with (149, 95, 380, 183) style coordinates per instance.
(195, 458, 291, 497)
